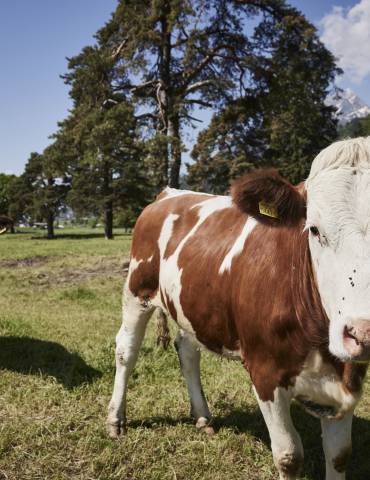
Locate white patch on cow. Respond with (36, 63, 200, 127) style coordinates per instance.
(321, 412, 353, 480)
(292, 350, 360, 418)
(155, 196, 232, 335)
(147, 255, 153, 262)
(157, 213, 180, 259)
(219, 216, 257, 274)
(306, 137, 370, 361)
(158, 187, 215, 202)
(128, 257, 143, 272)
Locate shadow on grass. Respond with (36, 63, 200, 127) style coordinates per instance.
(126, 404, 370, 479)
(0, 336, 101, 389)
(216, 405, 370, 480)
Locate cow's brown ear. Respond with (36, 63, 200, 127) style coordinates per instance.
(231, 168, 305, 226)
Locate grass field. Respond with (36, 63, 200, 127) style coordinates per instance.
(0, 229, 370, 480)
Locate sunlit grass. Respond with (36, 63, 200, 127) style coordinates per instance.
(0, 229, 369, 479)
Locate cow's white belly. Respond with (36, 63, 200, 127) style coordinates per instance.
(292, 350, 360, 419)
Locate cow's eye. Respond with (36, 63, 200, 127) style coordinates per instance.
(309, 226, 320, 237)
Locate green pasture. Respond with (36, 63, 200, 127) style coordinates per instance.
(0, 229, 369, 479)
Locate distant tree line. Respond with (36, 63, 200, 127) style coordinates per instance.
(1, 0, 345, 238)
(338, 114, 370, 140)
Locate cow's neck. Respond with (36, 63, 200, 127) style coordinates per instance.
(291, 222, 328, 350)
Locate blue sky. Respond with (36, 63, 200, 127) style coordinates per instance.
(1, 0, 370, 175)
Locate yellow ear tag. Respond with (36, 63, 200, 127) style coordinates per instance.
(258, 201, 279, 219)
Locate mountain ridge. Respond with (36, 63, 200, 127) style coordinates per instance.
(326, 88, 370, 126)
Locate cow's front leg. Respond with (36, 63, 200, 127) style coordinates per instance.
(254, 386, 303, 480)
(321, 412, 352, 480)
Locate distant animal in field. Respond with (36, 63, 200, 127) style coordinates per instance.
(0, 215, 14, 234)
(107, 137, 370, 480)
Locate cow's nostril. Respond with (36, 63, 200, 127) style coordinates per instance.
(342, 320, 370, 359)
(344, 325, 360, 345)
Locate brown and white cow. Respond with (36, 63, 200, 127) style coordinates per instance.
(107, 137, 370, 479)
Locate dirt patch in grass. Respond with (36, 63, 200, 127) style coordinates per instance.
(0, 255, 51, 268)
(30, 259, 130, 286)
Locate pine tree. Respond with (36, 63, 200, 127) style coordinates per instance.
(96, 0, 274, 189)
(62, 45, 151, 238)
(0, 173, 17, 216)
(0, 174, 16, 233)
(9, 149, 70, 239)
(188, 5, 339, 191)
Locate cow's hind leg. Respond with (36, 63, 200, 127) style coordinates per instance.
(106, 286, 154, 438)
(254, 386, 303, 480)
(175, 330, 214, 434)
(321, 412, 352, 480)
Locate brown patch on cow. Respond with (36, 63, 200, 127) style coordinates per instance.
(164, 209, 199, 259)
(231, 168, 305, 227)
(128, 255, 160, 302)
(177, 207, 248, 355)
(277, 452, 303, 477)
(333, 447, 352, 473)
(342, 363, 368, 394)
(239, 221, 327, 400)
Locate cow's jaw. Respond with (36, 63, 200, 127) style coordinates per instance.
(307, 165, 370, 363)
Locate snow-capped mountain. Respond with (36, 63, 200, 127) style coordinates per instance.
(326, 88, 370, 126)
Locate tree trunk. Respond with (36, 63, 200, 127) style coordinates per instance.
(46, 212, 54, 239)
(101, 158, 114, 240)
(158, 2, 171, 188)
(104, 201, 113, 240)
(169, 113, 181, 188)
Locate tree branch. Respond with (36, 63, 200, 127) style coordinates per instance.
(183, 99, 213, 108)
(111, 38, 128, 60)
(185, 80, 214, 94)
(183, 44, 237, 85)
(181, 113, 203, 123)
(130, 79, 158, 93)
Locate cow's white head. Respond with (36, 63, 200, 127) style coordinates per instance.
(306, 137, 370, 362)
(232, 137, 370, 362)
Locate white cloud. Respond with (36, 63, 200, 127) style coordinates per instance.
(320, 0, 370, 83)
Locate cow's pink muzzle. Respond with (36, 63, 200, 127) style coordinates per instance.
(343, 319, 370, 361)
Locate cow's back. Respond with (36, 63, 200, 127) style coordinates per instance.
(128, 188, 217, 302)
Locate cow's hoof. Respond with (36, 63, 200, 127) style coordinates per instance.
(277, 451, 303, 479)
(106, 420, 125, 439)
(195, 417, 215, 436)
